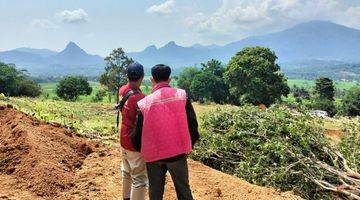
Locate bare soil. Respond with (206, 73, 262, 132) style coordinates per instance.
(0, 108, 302, 200)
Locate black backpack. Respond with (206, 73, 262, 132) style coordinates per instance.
(116, 89, 142, 152)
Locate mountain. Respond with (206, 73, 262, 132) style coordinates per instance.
(14, 48, 58, 57)
(1, 21, 360, 77)
(128, 20, 360, 68)
(0, 42, 105, 76)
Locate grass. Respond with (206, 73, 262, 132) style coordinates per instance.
(287, 79, 359, 90)
(0, 96, 220, 141)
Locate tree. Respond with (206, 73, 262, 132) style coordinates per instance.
(292, 85, 311, 100)
(342, 87, 360, 116)
(56, 76, 92, 101)
(189, 60, 230, 104)
(0, 62, 41, 97)
(177, 67, 200, 100)
(314, 77, 335, 101)
(224, 47, 290, 106)
(313, 77, 336, 116)
(201, 59, 223, 77)
(99, 48, 134, 102)
(17, 79, 42, 97)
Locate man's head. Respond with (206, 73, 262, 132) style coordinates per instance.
(150, 64, 171, 84)
(127, 62, 144, 83)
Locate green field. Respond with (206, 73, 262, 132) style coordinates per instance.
(287, 79, 359, 90)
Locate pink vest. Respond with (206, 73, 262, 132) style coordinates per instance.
(137, 83, 192, 162)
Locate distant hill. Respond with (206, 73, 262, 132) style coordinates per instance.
(128, 20, 360, 68)
(0, 42, 104, 77)
(1, 20, 360, 78)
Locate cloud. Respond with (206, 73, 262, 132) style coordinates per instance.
(56, 9, 89, 24)
(147, 0, 175, 15)
(185, 0, 355, 39)
(342, 6, 360, 28)
(31, 19, 58, 29)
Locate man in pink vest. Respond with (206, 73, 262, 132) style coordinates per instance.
(137, 64, 199, 200)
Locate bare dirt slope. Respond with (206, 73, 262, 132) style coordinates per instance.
(0, 107, 302, 200)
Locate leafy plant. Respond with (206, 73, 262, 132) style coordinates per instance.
(192, 106, 360, 199)
(56, 76, 92, 101)
(224, 47, 290, 106)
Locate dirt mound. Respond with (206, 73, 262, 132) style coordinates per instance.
(0, 108, 97, 198)
(0, 108, 302, 200)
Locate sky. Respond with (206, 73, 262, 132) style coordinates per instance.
(1, 0, 360, 56)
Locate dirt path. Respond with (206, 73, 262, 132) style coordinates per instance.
(0, 108, 302, 200)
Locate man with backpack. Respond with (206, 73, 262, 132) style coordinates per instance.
(135, 64, 199, 200)
(117, 62, 148, 200)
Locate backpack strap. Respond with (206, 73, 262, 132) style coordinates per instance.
(116, 89, 139, 112)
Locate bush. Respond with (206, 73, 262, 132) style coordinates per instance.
(56, 76, 92, 101)
(192, 106, 360, 199)
(92, 89, 107, 102)
(17, 79, 42, 97)
(312, 98, 337, 117)
(338, 119, 360, 170)
(341, 87, 360, 116)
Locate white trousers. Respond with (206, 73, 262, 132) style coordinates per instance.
(121, 147, 148, 200)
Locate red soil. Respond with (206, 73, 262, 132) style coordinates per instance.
(0, 108, 302, 200)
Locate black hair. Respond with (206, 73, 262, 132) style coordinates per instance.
(151, 64, 171, 82)
(128, 71, 143, 82)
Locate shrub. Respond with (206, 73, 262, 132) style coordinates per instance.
(92, 89, 107, 102)
(192, 106, 360, 199)
(341, 87, 360, 116)
(312, 98, 337, 117)
(56, 76, 92, 101)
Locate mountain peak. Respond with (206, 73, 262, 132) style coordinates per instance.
(61, 41, 87, 55)
(144, 45, 157, 52)
(65, 41, 81, 49)
(164, 41, 178, 47)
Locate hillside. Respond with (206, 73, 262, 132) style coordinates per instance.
(0, 107, 302, 200)
(129, 20, 360, 68)
(0, 42, 104, 77)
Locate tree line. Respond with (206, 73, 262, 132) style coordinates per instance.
(1, 46, 359, 116)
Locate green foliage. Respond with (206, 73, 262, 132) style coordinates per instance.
(191, 106, 351, 199)
(312, 98, 337, 117)
(0, 62, 41, 97)
(292, 85, 311, 100)
(1, 97, 117, 138)
(56, 76, 92, 101)
(315, 77, 335, 101)
(341, 87, 360, 116)
(224, 47, 290, 106)
(99, 48, 134, 101)
(338, 119, 360, 170)
(92, 88, 107, 102)
(190, 60, 230, 104)
(17, 79, 42, 97)
(177, 67, 201, 100)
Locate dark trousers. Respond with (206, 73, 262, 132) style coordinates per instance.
(146, 156, 194, 200)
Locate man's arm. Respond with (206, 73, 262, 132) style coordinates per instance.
(186, 98, 200, 147)
(130, 111, 143, 152)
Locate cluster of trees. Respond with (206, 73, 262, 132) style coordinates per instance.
(0, 62, 41, 97)
(290, 77, 360, 116)
(178, 60, 230, 104)
(178, 47, 290, 106)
